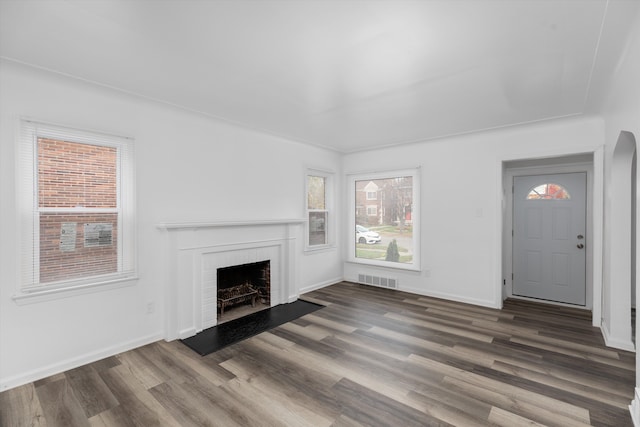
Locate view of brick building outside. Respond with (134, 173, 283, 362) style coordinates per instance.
(355, 176, 413, 227)
(38, 138, 118, 284)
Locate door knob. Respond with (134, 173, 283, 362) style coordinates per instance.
(577, 243, 584, 249)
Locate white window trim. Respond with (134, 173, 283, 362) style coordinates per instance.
(15, 119, 137, 303)
(348, 168, 421, 271)
(366, 205, 378, 216)
(305, 168, 335, 252)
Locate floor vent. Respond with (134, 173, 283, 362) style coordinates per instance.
(357, 274, 398, 289)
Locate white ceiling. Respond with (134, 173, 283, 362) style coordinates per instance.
(0, 0, 634, 152)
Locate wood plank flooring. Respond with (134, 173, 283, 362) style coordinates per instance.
(1, 281, 635, 426)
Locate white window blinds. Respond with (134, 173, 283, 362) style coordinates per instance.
(19, 120, 136, 291)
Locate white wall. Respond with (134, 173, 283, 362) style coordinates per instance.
(590, 3, 640, 418)
(343, 116, 603, 309)
(600, 6, 640, 352)
(0, 60, 343, 390)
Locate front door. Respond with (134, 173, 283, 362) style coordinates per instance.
(513, 173, 587, 305)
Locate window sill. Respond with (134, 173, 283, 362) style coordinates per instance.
(345, 259, 421, 272)
(13, 275, 138, 305)
(304, 244, 337, 254)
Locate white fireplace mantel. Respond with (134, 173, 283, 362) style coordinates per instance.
(158, 219, 305, 341)
(156, 218, 306, 231)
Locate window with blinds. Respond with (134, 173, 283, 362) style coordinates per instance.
(306, 169, 333, 250)
(19, 120, 136, 292)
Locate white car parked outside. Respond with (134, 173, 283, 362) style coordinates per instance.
(356, 225, 381, 244)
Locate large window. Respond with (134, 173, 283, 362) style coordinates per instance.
(306, 169, 333, 250)
(350, 169, 420, 270)
(19, 120, 136, 294)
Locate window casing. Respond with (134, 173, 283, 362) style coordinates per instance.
(349, 168, 420, 270)
(306, 169, 333, 250)
(19, 120, 136, 294)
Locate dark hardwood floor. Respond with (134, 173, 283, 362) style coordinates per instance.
(0, 281, 635, 426)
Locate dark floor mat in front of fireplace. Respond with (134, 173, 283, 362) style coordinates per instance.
(180, 300, 324, 356)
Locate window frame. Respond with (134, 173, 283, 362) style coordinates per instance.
(348, 168, 421, 271)
(305, 168, 334, 252)
(16, 120, 137, 301)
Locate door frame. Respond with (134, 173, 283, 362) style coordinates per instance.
(506, 166, 592, 309)
(498, 147, 604, 328)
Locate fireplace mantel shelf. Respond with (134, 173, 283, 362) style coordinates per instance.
(156, 218, 306, 231)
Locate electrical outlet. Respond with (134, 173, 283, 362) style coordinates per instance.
(146, 302, 155, 314)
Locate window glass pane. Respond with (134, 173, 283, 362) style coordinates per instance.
(40, 212, 118, 284)
(526, 183, 571, 200)
(37, 136, 120, 284)
(307, 175, 326, 209)
(355, 176, 413, 264)
(38, 138, 117, 208)
(308, 211, 327, 246)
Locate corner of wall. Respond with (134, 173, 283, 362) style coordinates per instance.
(298, 276, 343, 296)
(601, 319, 636, 352)
(630, 388, 640, 427)
(0, 332, 162, 392)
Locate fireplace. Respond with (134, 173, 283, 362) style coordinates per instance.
(157, 219, 304, 340)
(217, 260, 270, 323)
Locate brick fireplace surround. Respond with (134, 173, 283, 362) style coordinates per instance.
(157, 219, 304, 341)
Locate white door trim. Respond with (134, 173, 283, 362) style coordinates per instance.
(497, 146, 604, 329)
(505, 163, 593, 310)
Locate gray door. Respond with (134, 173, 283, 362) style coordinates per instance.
(513, 173, 586, 305)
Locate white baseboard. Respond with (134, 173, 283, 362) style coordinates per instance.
(298, 276, 343, 295)
(630, 388, 640, 426)
(178, 327, 199, 340)
(0, 332, 163, 392)
(309, 276, 500, 309)
(398, 285, 500, 309)
(601, 320, 636, 352)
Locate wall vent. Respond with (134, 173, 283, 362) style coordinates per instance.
(357, 273, 398, 289)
